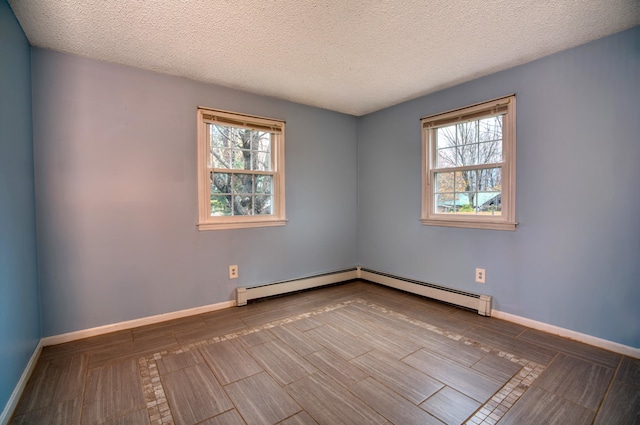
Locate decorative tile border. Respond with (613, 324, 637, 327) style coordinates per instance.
(136, 298, 549, 425)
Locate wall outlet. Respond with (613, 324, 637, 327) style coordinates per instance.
(229, 265, 238, 279)
(475, 268, 486, 284)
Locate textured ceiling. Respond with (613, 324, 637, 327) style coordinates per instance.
(8, 0, 639, 116)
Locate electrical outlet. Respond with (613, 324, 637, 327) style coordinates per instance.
(229, 265, 238, 279)
(475, 268, 486, 284)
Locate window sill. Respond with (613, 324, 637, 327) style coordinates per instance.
(197, 218, 288, 231)
(420, 217, 517, 231)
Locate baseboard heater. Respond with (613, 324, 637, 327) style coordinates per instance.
(236, 268, 359, 306)
(359, 268, 492, 316)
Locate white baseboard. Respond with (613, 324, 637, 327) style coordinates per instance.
(0, 340, 43, 425)
(42, 300, 236, 347)
(492, 309, 640, 359)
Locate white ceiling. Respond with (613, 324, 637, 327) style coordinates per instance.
(8, 1, 639, 116)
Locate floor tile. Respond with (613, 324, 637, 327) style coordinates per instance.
(351, 350, 443, 404)
(199, 339, 263, 385)
(465, 326, 557, 365)
(499, 386, 595, 425)
(161, 363, 233, 424)
(411, 331, 485, 367)
(330, 307, 422, 359)
(10, 398, 82, 425)
(350, 377, 444, 424)
(290, 317, 323, 332)
(403, 349, 503, 403)
(286, 372, 387, 425)
(471, 353, 522, 382)
(199, 409, 246, 425)
(518, 328, 621, 369)
(39, 330, 133, 363)
(451, 309, 526, 337)
(268, 323, 323, 356)
(81, 359, 146, 425)
(155, 349, 203, 375)
(88, 333, 179, 369)
(132, 315, 206, 341)
(305, 324, 373, 360)
(238, 329, 276, 348)
(304, 349, 368, 388)
(419, 386, 481, 425)
(278, 411, 318, 425)
(14, 354, 87, 414)
(102, 409, 150, 425)
(615, 356, 640, 386)
(224, 372, 301, 425)
(593, 381, 640, 425)
(175, 316, 247, 346)
(533, 353, 614, 410)
(247, 340, 317, 386)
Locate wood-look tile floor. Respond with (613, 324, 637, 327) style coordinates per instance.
(10, 281, 640, 424)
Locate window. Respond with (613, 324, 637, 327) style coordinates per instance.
(421, 95, 516, 230)
(197, 108, 286, 230)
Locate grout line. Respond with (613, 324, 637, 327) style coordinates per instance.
(591, 355, 624, 423)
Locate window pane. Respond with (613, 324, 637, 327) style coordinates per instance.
(233, 195, 253, 215)
(454, 170, 476, 192)
(211, 148, 232, 169)
(479, 115, 502, 142)
(253, 150, 271, 171)
(457, 121, 478, 146)
(436, 126, 456, 149)
(211, 172, 231, 194)
(477, 192, 502, 215)
(227, 149, 247, 170)
(435, 193, 455, 213)
(435, 118, 504, 169)
(478, 140, 502, 164)
(210, 195, 232, 216)
(255, 175, 273, 194)
(251, 132, 272, 151)
(457, 193, 476, 213)
(434, 172, 454, 193)
(232, 174, 253, 194)
(209, 123, 275, 172)
(436, 147, 459, 168)
(208, 124, 229, 148)
(254, 195, 272, 215)
(477, 168, 501, 191)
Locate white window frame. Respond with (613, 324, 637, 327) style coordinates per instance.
(197, 107, 286, 230)
(421, 95, 517, 231)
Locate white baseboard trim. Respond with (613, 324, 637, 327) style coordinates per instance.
(0, 340, 43, 425)
(492, 309, 640, 359)
(42, 300, 236, 347)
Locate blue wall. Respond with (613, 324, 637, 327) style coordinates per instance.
(31, 49, 358, 337)
(0, 0, 40, 413)
(358, 27, 640, 348)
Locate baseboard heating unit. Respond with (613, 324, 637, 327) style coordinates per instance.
(359, 268, 492, 316)
(236, 268, 359, 306)
(236, 267, 491, 316)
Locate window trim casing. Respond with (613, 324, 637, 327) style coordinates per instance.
(197, 107, 287, 231)
(420, 95, 517, 231)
